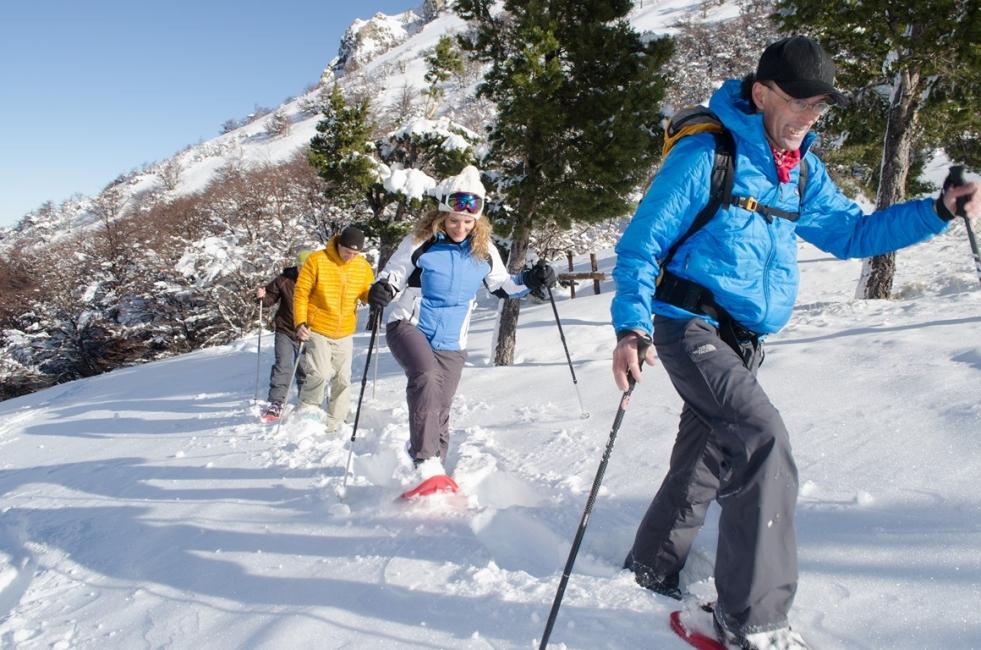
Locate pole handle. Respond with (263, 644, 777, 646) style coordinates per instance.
(946, 165, 969, 217)
(946, 165, 981, 287)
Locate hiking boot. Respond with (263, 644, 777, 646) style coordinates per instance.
(713, 612, 809, 650)
(624, 556, 682, 600)
(261, 401, 283, 419)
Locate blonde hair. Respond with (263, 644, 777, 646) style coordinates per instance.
(412, 210, 492, 261)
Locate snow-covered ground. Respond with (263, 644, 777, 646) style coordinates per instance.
(2, 221, 980, 649)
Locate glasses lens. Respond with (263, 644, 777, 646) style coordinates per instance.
(449, 192, 481, 214)
(789, 98, 830, 115)
(770, 85, 830, 115)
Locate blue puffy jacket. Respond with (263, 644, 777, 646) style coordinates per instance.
(379, 232, 529, 351)
(611, 79, 949, 336)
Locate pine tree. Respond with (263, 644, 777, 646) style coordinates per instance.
(455, 0, 673, 365)
(264, 108, 292, 137)
(309, 85, 481, 270)
(308, 84, 378, 211)
(774, 0, 981, 298)
(424, 35, 465, 116)
(307, 85, 394, 264)
(371, 118, 480, 268)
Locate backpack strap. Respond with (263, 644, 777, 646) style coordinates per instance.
(407, 237, 438, 288)
(657, 129, 734, 275)
(662, 106, 727, 158)
(654, 156, 811, 337)
(655, 107, 811, 279)
(798, 157, 809, 207)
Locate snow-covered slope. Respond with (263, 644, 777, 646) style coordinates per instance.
(1, 0, 741, 250)
(2, 224, 979, 648)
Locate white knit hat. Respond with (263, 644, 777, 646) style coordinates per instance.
(436, 165, 486, 217)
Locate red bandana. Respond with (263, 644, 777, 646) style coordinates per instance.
(770, 145, 801, 183)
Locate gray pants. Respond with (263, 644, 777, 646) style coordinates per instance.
(267, 331, 305, 404)
(628, 316, 798, 635)
(386, 320, 466, 461)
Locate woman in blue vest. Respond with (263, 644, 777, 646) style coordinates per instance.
(368, 165, 556, 479)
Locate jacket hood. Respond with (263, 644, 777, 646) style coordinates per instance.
(324, 236, 352, 264)
(709, 79, 817, 159)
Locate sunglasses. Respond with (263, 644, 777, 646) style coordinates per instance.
(445, 192, 483, 215)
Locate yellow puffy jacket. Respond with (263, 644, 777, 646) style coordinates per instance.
(293, 237, 374, 338)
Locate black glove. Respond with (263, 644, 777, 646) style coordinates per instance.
(937, 165, 969, 220)
(368, 281, 396, 309)
(522, 262, 557, 291)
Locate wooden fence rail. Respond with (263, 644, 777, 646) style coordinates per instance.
(557, 251, 606, 299)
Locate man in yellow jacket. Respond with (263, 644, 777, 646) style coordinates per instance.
(293, 226, 375, 432)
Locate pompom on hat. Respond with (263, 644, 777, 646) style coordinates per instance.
(436, 165, 486, 217)
(295, 249, 313, 268)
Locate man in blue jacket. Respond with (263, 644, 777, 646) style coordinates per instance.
(610, 36, 979, 649)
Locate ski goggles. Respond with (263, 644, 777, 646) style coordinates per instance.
(441, 192, 483, 215)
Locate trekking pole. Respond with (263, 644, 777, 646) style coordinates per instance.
(365, 307, 381, 399)
(338, 310, 381, 497)
(539, 365, 642, 649)
(273, 340, 306, 438)
(546, 285, 589, 419)
(371, 332, 379, 399)
(964, 215, 981, 287)
(253, 300, 263, 403)
(947, 166, 981, 287)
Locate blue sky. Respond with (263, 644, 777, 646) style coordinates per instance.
(0, 0, 419, 228)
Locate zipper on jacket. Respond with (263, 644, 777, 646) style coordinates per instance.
(761, 218, 777, 330)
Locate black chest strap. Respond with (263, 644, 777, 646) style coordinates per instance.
(731, 195, 801, 223)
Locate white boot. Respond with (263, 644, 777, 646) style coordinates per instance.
(416, 457, 447, 480)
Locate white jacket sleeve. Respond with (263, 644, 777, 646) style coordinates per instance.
(483, 245, 529, 298)
(377, 235, 419, 292)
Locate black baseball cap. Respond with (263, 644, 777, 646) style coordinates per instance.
(338, 225, 365, 251)
(756, 36, 848, 106)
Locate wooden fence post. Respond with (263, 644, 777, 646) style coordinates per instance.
(567, 251, 576, 299)
(590, 253, 600, 295)
(557, 251, 606, 299)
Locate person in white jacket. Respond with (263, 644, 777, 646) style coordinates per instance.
(368, 166, 556, 477)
